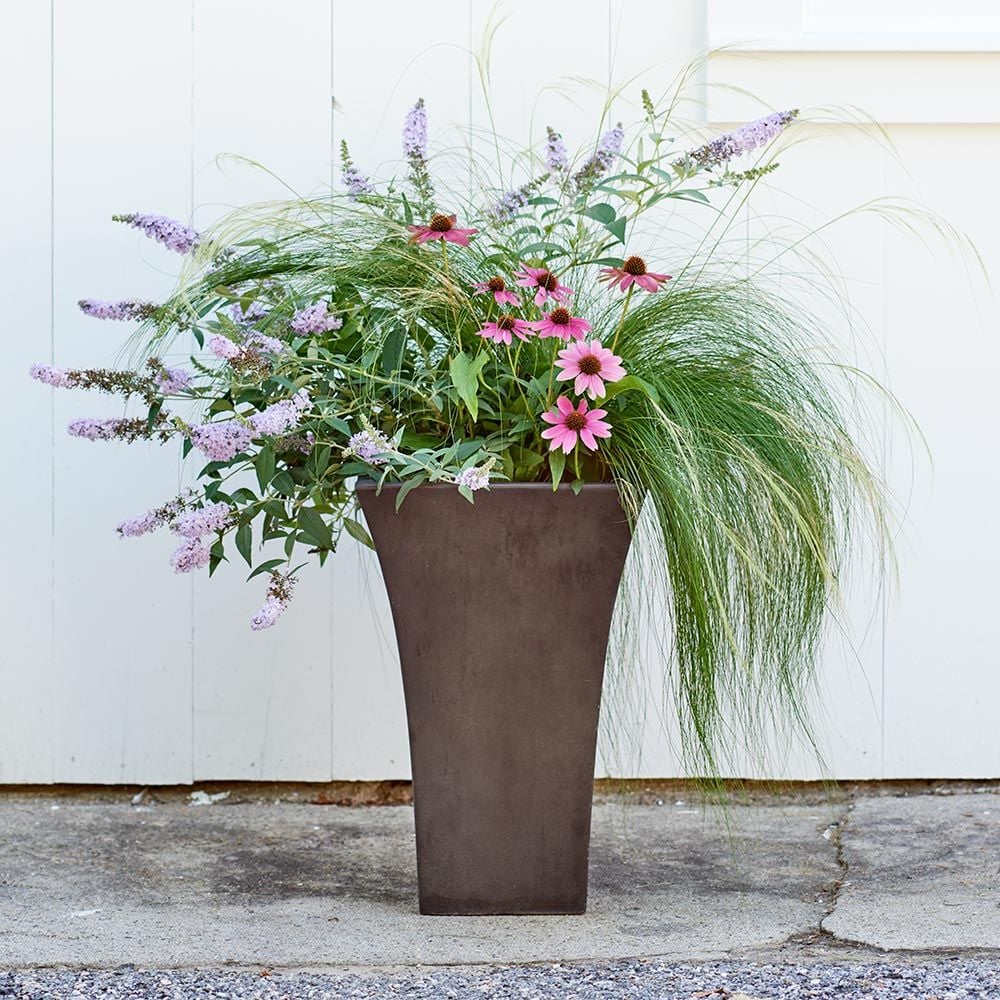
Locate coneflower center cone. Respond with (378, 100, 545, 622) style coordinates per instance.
(487, 276, 506, 292)
(578, 355, 602, 375)
(429, 213, 453, 232)
(623, 255, 647, 276)
(548, 307, 570, 325)
(564, 412, 587, 431)
(497, 315, 516, 331)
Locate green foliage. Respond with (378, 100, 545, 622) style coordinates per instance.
(115, 87, 891, 780)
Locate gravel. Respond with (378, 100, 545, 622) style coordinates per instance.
(2, 960, 999, 999)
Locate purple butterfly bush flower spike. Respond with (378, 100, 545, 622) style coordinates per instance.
(112, 212, 200, 255)
(169, 538, 211, 574)
(402, 98, 428, 158)
(170, 501, 233, 538)
(682, 110, 799, 169)
(290, 303, 342, 334)
(153, 367, 191, 394)
(188, 421, 254, 462)
(340, 140, 375, 199)
(248, 390, 311, 437)
(545, 126, 569, 173)
(229, 301, 269, 325)
(78, 299, 157, 321)
(30, 364, 77, 388)
(250, 571, 296, 631)
(116, 493, 192, 539)
(573, 123, 625, 193)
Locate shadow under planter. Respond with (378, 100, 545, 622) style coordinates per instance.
(357, 481, 632, 915)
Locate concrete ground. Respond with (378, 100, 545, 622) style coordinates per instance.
(0, 786, 996, 976)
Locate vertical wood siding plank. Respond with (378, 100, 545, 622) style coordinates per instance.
(191, 0, 334, 781)
(0, 4, 55, 783)
(49, 0, 195, 783)
(329, 0, 474, 778)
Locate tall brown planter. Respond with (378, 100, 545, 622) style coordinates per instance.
(356, 481, 632, 915)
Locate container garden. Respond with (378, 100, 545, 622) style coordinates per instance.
(33, 84, 890, 914)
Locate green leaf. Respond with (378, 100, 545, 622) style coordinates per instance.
(458, 485, 475, 503)
(605, 217, 627, 245)
(518, 241, 569, 258)
(548, 449, 566, 490)
(449, 351, 489, 422)
(570, 478, 584, 495)
(235, 522, 253, 567)
(297, 507, 334, 550)
(272, 471, 295, 496)
(581, 203, 616, 225)
(344, 517, 374, 549)
(666, 188, 711, 205)
(381, 325, 407, 376)
(255, 445, 275, 492)
(247, 558, 285, 582)
(395, 474, 426, 511)
(602, 374, 661, 404)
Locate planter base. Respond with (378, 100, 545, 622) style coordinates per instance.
(357, 482, 631, 915)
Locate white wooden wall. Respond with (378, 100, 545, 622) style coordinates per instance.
(1, 0, 997, 784)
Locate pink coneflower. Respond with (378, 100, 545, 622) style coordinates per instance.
(599, 255, 671, 293)
(530, 306, 591, 342)
(477, 314, 534, 345)
(555, 340, 626, 399)
(408, 213, 477, 246)
(471, 276, 520, 306)
(514, 266, 573, 306)
(540, 396, 612, 454)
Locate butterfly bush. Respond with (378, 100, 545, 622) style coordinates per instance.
(29, 93, 804, 630)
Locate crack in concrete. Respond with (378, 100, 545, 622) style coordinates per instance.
(823, 800, 853, 922)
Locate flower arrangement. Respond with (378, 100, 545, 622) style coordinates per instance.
(31, 88, 887, 773)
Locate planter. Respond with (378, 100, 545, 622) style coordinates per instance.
(356, 481, 632, 915)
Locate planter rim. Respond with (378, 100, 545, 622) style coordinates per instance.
(354, 479, 619, 492)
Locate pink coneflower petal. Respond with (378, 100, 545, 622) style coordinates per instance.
(472, 277, 521, 306)
(600, 255, 672, 294)
(553, 339, 627, 399)
(409, 213, 477, 245)
(514, 265, 573, 305)
(478, 314, 533, 345)
(529, 306, 592, 342)
(539, 395, 613, 453)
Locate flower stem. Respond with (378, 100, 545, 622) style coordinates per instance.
(610, 285, 634, 353)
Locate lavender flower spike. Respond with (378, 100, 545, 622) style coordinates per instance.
(402, 98, 428, 158)
(169, 538, 211, 574)
(117, 492, 192, 538)
(682, 110, 799, 169)
(153, 366, 191, 394)
(455, 459, 494, 492)
(250, 571, 297, 631)
(344, 424, 393, 465)
(112, 212, 200, 255)
(171, 501, 233, 538)
(189, 421, 254, 462)
(68, 415, 171, 443)
(249, 389, 311, 437)
(573, 122, 625, 193)
(545, 126, 569, 173)
(30, 364, 77, 388)
(290, 302, 342, 334)
(78, 299, 157, 321)
(340, 140, 374, 199)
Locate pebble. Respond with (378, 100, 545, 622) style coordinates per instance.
(1, 959, 999, 999)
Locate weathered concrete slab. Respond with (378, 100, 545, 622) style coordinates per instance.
(823, 792, 1000, 950)
(0, 797, 843, 968)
